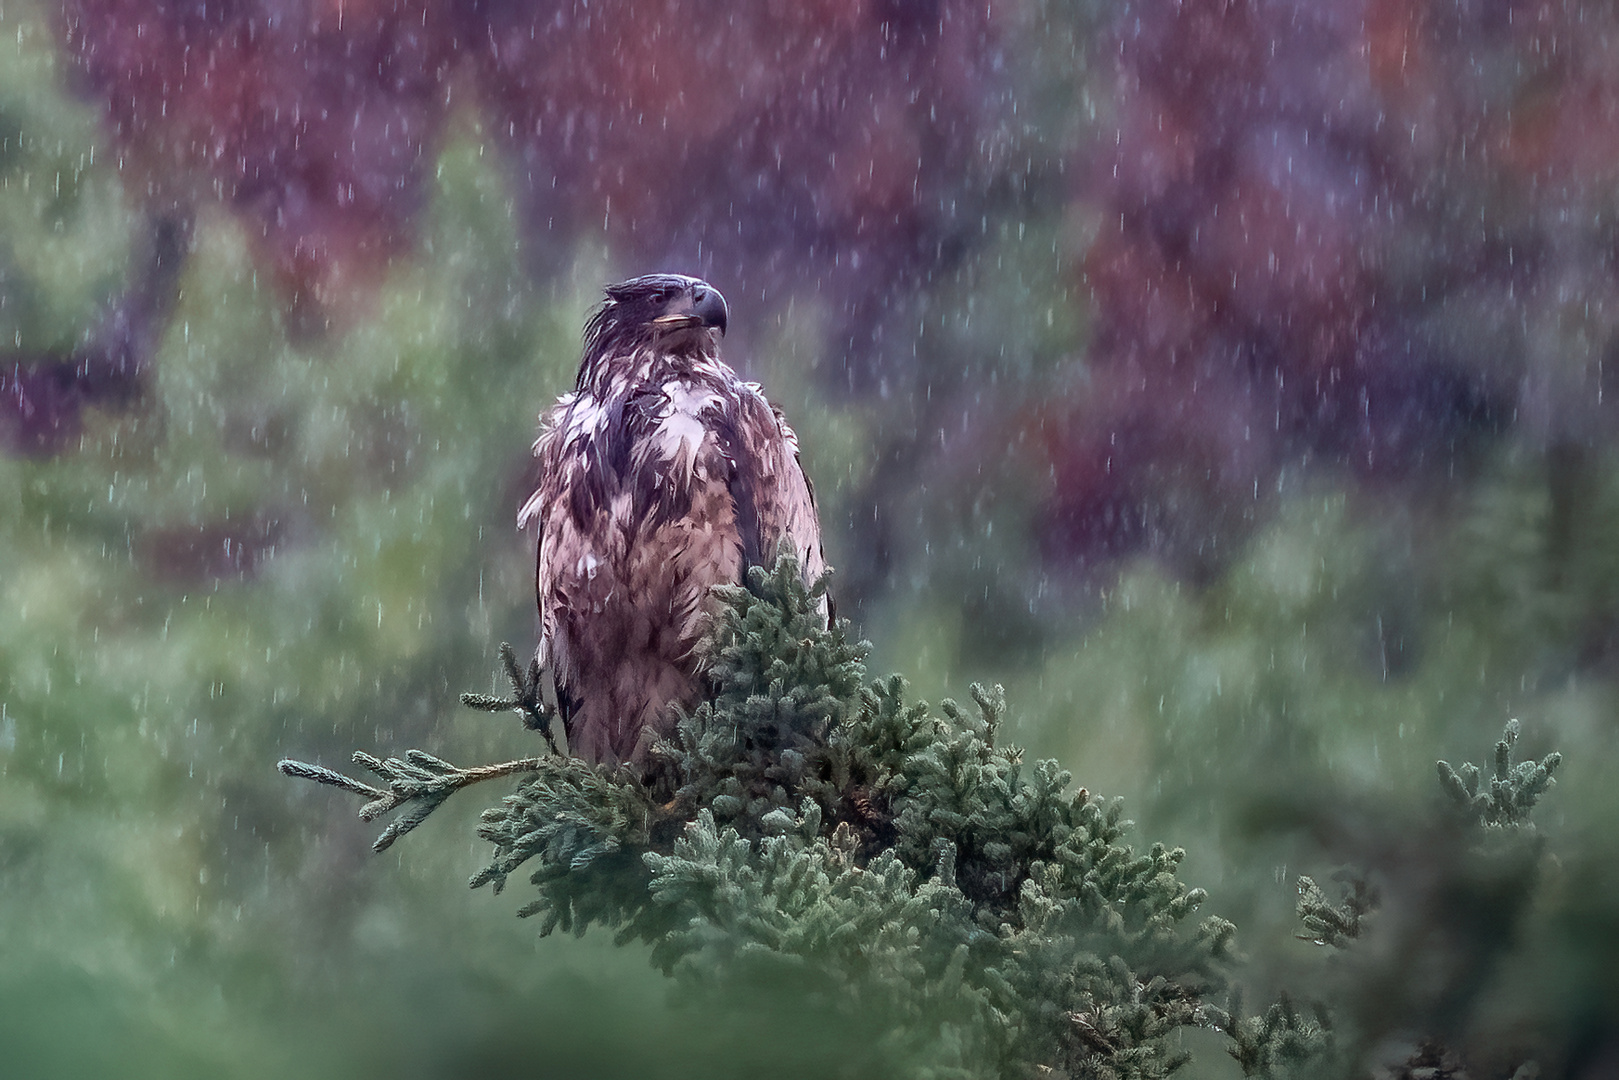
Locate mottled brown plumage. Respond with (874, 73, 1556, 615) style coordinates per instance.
(519, 274, 827, 768)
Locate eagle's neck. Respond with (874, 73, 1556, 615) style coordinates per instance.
(577, 343, 727, 399)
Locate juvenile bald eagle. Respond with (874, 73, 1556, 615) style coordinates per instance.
(518, 274, 828, 768)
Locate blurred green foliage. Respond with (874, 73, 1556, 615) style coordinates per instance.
(0, 5, 129, 352)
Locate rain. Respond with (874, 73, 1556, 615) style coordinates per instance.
(2, 0, 1617, 1075)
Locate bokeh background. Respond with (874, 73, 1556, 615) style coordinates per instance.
(4, 0, 1619, 1074)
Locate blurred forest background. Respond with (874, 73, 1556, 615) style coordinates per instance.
(3, 0, 1619, 1075)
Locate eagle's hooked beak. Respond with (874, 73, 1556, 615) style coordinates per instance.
(651, 284, 729, 336)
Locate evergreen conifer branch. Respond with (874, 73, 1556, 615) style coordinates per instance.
(278, 552, 1236, 1076)
(1436, 719, 1562, 828)
(1294, 872, 1377, 949)
(278, 553, 1578, 1077)
(278, 750, 545, 851)
(459, 640, 560, 753)
(1207, 993, 1336, 1079)
(1226, 719, 1567, 1079)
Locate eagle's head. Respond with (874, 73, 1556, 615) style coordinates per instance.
(578, 274, 729, 390)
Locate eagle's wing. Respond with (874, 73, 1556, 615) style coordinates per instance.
(712, 382, 827, 588)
